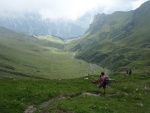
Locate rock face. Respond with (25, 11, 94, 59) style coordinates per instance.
(86, 13, 108, 33)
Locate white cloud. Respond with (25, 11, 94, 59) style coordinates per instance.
(131, 0, 148, 9)
(0, 0, 148, 20)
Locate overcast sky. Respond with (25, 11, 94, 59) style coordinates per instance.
(0, 0, 148, 20)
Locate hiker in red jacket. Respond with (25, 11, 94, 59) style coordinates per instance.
(97, 72, 109, 95)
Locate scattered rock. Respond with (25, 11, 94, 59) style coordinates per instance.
(109, 78, 116, 83)
(91, 78, 99, 83)
(82, 92, 100, 96)
(139, 77, 145, 79)
(142, 88, 150, 92)
(0, 78, 3, 80)
(84, 77, 89, 80)
(24, 105, 36, 113)
(135, 103, 144, 108)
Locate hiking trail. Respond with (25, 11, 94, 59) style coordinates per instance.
(24, 90, 120, 113)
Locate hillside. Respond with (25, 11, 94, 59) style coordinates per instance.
(1, 73, 150, 113)
(0, 27, 102, 79)
(67, 1, 150, 72)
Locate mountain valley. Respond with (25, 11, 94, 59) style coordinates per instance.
(67, 1, 150, 73)
(0, 1, 150, 113)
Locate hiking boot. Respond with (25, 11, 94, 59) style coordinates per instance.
(95, 92, 99, 94)
(103, 92, 106, 95)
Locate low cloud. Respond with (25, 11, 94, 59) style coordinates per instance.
(0, 0, 148, 20)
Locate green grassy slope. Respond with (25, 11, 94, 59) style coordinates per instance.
(67, 1, 150, 72)
(0, 27, 102, 79)
(0, 73, 149, 113)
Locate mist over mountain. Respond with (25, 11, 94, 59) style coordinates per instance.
(0, 11, 95, 39)
(0, 0, 147, 39)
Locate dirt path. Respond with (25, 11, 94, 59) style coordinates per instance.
(24, 105, 36, 113)
(24, 91, 120, 113)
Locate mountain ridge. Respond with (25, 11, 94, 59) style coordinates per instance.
(67, 0, 150, 72)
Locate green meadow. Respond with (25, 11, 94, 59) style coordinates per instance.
(0, 73, 149, 113)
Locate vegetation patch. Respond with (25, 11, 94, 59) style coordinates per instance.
(1, 74, 149, 113)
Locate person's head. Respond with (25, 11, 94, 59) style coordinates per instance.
(101, 72, 105, 76)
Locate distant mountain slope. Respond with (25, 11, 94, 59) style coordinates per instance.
(68, 1, 150, 72)
(0, 27, 102, 79)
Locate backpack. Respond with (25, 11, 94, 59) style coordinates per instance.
(104, 76, 109, 85)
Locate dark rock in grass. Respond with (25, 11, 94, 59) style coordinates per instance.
(109, 78, 116, 83)
(0, 78, 3, 80)
(142, 88, 150, 92)
(139, 77, 145, 79)
(91, 78, 99, 83)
